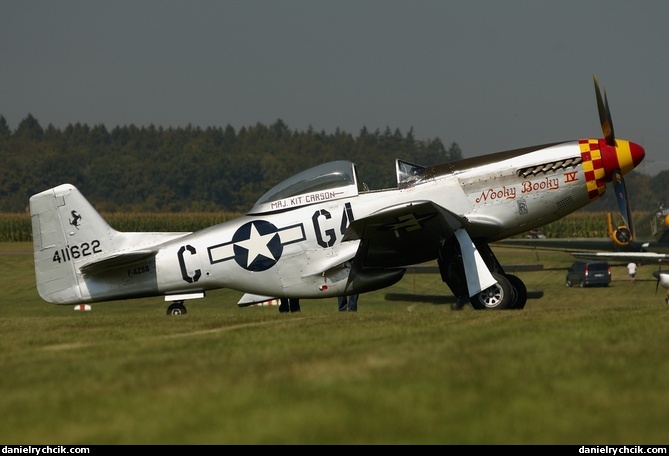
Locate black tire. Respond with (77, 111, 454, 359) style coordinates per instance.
(470, 272, 514, 310)
(167, 302, 187, 316)
(505, 274, 528, 309)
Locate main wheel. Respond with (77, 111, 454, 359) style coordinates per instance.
(504, 274, 528, 309)
(470, 272, 514, 310)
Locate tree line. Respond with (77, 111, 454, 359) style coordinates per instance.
(0, 114, 664, 215)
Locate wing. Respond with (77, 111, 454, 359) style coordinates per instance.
(497, 237, 621, 252)
(342, 200, 462, 268)
(570, 251, 669, 265)
(342, 200, 497, 295)
(237, 293, 277, 307)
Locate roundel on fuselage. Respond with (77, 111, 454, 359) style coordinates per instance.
(232, 220, 283, 271)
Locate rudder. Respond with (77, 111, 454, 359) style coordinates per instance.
(30, 184, 117, 304)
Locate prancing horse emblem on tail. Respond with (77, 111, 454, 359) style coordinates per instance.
(69, 210, 82, 229)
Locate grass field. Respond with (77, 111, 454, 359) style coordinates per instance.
(1, 242, 669, 444)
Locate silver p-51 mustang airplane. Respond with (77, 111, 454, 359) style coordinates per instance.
(29, 77, 645, 313)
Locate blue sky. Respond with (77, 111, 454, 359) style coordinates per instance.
(2, 0, 667, 174)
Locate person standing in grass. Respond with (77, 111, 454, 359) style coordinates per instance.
(279, 298, 300, 313)
(338, 294, 358, 312)
(627, 262, 637, 283)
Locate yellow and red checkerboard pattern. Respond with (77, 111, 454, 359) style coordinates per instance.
(579, 139, 606, 200)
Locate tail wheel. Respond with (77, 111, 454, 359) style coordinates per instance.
(167, 301, 187, 316)
(470, 272, 514, 310)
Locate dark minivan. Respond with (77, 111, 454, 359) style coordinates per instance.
(565, 261, 611, 287)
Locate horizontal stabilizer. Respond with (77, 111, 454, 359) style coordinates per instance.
(238, 293, 277, 307)
(80, 250, 159, 275)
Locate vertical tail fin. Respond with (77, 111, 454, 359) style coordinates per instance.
(29, 184, 117, 304)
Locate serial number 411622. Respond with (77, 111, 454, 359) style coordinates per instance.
(52, 240, 102, 263)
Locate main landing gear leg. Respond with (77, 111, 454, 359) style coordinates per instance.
(439, 240, 528, 310)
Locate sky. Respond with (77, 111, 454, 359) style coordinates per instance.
(2, 0, 668, 175)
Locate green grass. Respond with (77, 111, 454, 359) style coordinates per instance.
(1, 242, 668, 444)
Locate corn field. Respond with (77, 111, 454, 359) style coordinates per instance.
(0, 212, 243, 242)
(0, 212, 613, 243)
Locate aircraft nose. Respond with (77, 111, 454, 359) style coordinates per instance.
(626, 141, 646, 170)
(601, 139, 645, 177)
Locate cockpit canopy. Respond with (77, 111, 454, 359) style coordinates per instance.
(248, 160, 362, 215)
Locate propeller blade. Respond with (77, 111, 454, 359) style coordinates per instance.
(613, 169, 635, 240)
(593, 75, 616, 146)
